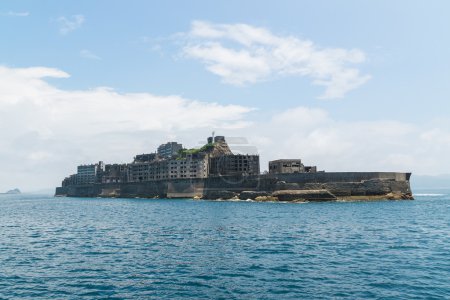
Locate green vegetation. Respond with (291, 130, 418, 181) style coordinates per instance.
(177, 143, 215, 159)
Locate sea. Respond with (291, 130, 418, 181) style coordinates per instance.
(1, 191, 449, 299)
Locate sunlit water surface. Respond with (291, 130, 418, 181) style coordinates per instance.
(1, 192, 449, 299)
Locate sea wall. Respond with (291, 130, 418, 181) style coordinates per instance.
(273, 172, 410, 183)
(55, 172, 413, 201)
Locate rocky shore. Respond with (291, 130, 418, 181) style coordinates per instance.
(201, 188, 413, 202)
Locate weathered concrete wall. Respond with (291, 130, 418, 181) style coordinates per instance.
(272, 172, 411, 184)
(203, 175, 275, 194)
(119, 181, 167, 198)
(64, 184, 103, 197)
(167, 178, 204, 198)
(55, 172, 413, 200)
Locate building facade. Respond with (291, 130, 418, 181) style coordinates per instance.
(269, 159, 317, 174)
(101, 164, 128, 183)
(127, 160, 169, 182)
(168, 154, 209, 179)
(62, 136, 262, 186)
(209, 154, 260, 176)
(62, 161, 105, 186)
(157, 142, 183, 159)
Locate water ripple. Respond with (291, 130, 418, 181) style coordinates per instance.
(0, 194, 449, 299)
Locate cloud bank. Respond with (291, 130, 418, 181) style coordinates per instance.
(233, 106, 450, 179)
(0, 66, 252, 191)
(182, 21, 371, 99)
(1, 65, 449, 191)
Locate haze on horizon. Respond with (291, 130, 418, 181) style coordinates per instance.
(1, 0, 450, 192)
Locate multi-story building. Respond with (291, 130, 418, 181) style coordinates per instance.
(168, 154, 209, 179)
(62, 161, 105, 186)
(268, 159, 317, 174)
(62, 136, 261, 185)
(128, 154, 209, 182)
(101, 164, 128, 183)
(128, 160, 170, 182)
(128, 162, 151, 182)
(209, 154, 260, 176)
(77, 161, 104, 184)
(157, 142, 183, 159)
(128, 136, 259, 180)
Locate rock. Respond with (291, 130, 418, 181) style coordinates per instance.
(203, 190, 237, 200)
(275, 181, 302, 190)
(99, 188, 120, 197)
(272, 189, 337, 202)
(386, 192, 414, 200)
(239, 191, 269, 200)
(402, 193, 414, 200)
(5, 188, 21, 194)
(254, 196, 278, 202)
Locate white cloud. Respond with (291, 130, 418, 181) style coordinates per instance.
(80, 49, 101, 60)
(243, 107, 450, 177)
(1, 65, 449, 192)
(57, 14, 85, 35)
(0, 65, 253, 191)
(1, 11, 30, 17)
(182, 21, 371, 99)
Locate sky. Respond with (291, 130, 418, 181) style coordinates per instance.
(1, 0, 450, 191)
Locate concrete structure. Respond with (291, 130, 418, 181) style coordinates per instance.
(101, 164, 128, 183)
(207, 135, 226, 144)
(134, 153, 157, 163)
(56, 135, 413, 201)
(62, 161, 104, 186)
(56, 172, 413, 201)
(128, 154, 209, 182)
(269, 159, 317, 174)
(128, 160, 169, 182)
(157, 142, 183, 159)
(168, 154, 209, 179)
(62, 137, 259, 185)
(209, 154, 260, 176)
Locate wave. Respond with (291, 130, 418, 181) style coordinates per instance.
(414, 193, 446, 197)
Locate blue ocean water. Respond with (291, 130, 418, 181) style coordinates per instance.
(1, 192, 449, 299)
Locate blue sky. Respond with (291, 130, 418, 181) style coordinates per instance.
(1, 1, 450, 190)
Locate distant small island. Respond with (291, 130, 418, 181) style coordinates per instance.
(1, 188, 21, 195)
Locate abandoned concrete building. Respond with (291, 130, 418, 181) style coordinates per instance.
(268, 159, 317, 174)
(157, 142, 183, 159)
(61, 136, 322, 187)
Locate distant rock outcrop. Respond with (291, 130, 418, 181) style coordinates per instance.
(5, 188, 21, 194)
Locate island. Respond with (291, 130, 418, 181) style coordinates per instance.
(55, 135, 413, 201)
(2, 188, 21, 195)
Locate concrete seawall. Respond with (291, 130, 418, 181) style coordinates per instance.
(55, 172, 413, 201)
